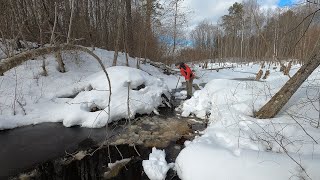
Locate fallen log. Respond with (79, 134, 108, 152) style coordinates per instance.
(0, 44, 105, 75)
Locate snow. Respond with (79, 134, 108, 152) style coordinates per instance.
(142, 147, 174, 180)
(46, 66, 169, 128)
(0, 48, 172, 129)
(176, 143, 320, 180)
(176, 63, 320, 179)
(1, 42, 320, 179)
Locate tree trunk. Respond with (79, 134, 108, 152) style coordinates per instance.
(55, 49, 66, 73)
(125, 0, 134, 57)
(50, 2, 58, 45)
(123, 23, 129, 67)
(67, 0, 75, 44)
(136, 57, 140, 69)
(146, 0, 152, 33)
(172, 0, 178, 54)
(255, 53, 320, 119)
(112, 0, 123, 66)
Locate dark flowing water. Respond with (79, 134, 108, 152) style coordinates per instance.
(0, 122, 115, 179)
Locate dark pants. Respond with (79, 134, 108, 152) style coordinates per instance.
(186, 77, 193, 98)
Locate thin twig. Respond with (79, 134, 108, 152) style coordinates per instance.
(133, 145, 141, 156)
(286, 112, 318, 144)
(115, 145, 124, 160)
(17, 100, 26, 115)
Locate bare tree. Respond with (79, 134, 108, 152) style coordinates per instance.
(125, 0, 134, 57)
(113, 0, 124, 66)
(67, 0, 75, 44)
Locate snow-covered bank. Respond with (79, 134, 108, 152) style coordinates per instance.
(176, 64, 320, 179)
(0, 66, 169, 129)
(176, 143, 320, 180)
(0, 48, 174, 129)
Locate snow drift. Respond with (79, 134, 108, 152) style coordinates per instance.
(176, 69, 320, 180)
(0, 66, 169, 129)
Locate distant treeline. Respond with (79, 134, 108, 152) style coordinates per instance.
(179, 0, 320, 63)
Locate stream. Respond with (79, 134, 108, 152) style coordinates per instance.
(1, 98, 207, 180)
(0, 122, 117, 179)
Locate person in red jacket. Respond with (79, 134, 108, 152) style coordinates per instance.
(175, 62, 195, 99)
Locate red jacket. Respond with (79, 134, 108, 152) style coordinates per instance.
(179, 63, 194, 80)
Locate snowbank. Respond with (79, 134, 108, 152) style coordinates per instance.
(50, 66, 169, 127)
(177, 69, 320, 179)
(176, 143, 320, 180)
(0, 65, 169, 129)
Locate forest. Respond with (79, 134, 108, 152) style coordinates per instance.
(1, 0, 320, 62)
(0, 0, 320, 180)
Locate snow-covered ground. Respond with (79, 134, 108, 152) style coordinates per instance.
(0, 48, 175, 129)
(175, 63, 320, 179)
(1, 44, 320, 179)
(141, 62, 320, 179)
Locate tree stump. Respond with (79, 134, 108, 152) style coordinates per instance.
(255, 69, 263, 80)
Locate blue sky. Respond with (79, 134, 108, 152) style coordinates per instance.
(278, 0, 295, 7)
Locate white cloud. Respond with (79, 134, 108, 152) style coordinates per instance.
(258, 0, 279, 10)
(182, 0, 280, 31)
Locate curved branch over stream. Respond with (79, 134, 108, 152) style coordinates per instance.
(0, 44, 112, 122)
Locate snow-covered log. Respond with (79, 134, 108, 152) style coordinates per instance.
(0, 45, 106, 75)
